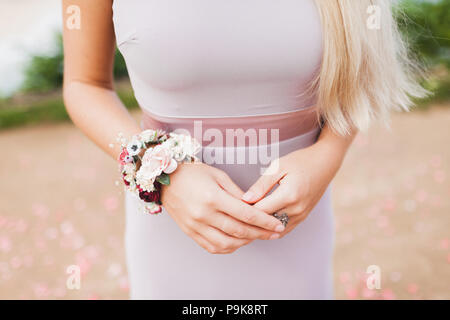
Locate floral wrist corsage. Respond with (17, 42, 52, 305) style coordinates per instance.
(117, 129, 201, 214)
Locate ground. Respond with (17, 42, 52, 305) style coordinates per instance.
(0, 106, 448, 299)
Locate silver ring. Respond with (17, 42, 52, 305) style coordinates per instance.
(273, 212, 289, 227)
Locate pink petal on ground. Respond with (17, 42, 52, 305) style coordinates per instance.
(440, 238, 449, 250)
(0, 215, 8, 228)
(60, 221, 75, 235)
(18, 153, 32, 167)
(33, 283, 50, 298)
(345, 286, 359, 300)
(103, 196, 119, 212)
(376, 215, 389, 229)
(407, 283, 419, 295)
(31, 203, 50, 219)
(10, 256, 22, 269)
(45, 227, 59, 240)
(429, 194, 442, 207)
(118, 276, 129, 292)
(361, 287, 376, 299)
(339, 272, 351, 283)
(430, 155, 442, 168)
(6, 219, 17, 230)
(415, 190, 428, 203)
(107, 263, 122, 278)
(15, 219, 28, 233)
(70, 234, 85, 250)
(75, 254, 92, 276)
(381, 288, 396, 300)
(35, 238, 47, 251)
(52, 287, 67, 298)
(87, 293, 100, 300)
(83, 245, 101, 260)
(433, 170, 445, 184)
(383, 198, 396, 212)
(54, 210, 66, 222)
(0, 236, 12, 253)
(389, 271, 402, 283)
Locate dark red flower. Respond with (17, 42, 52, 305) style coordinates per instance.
(138, 189, 160, 203)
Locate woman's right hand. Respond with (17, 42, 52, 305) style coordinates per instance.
(160, 162, 285, 254)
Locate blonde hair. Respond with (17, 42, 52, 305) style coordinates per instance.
(311, 0, 428, 135)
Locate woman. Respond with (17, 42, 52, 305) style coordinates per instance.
(62, 0, 425, 299)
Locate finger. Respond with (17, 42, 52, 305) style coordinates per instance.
(190, 230, 217, 253)
(214, 171, 245, 199)
(206, 211, 280, 240)
(241, 162, 285, 203)
(198, 224, 251, 254)
(253, 183, 293, 214)
(217, 191, 285, 233)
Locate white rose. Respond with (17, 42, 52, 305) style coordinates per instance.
(139, 129, 157, 143)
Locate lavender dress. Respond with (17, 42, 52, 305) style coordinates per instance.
(113, 0, 334, 299)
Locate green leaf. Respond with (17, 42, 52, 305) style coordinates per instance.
(156, 173, 170, 185)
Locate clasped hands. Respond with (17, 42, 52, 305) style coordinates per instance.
(160, 140, 343, 255)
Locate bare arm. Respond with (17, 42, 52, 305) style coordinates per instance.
(62, 0, 141, 159)
(314, 121, 357, 172)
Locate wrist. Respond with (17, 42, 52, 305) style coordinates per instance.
(118, 129, 201, 214)
(306, 139, 346, 175)
(313, 123, 357, 170)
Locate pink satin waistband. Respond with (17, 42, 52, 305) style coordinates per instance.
(141, 107, 320, 148)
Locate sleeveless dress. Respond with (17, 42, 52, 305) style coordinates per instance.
(112, 0, 335, 299)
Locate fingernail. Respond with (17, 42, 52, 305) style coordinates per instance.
(269, 234, 280, 240)
(241, 191, 255, 202)
(275, 224, 285, 233)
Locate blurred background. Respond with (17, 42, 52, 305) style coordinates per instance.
(0, 0, 449, 299)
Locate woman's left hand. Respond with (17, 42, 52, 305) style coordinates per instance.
(240, 142, 345, 239)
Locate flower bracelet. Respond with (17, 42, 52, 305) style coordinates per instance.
(117, 129, 201, 214)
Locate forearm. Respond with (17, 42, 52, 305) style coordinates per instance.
(312, 121, 357, 171)
(63, 80, 141, 159)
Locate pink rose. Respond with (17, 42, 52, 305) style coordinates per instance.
(140, 145, 177, 179)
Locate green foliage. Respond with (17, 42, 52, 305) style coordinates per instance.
(113, 47, 128, 79)
(0, 88, 138, 130)
(21, 33, 129, 93)
(21, 35, 64, 93)
(396, 0, 450, 106)
(396, 0, 450, 67)
(156, 173, 170, 185)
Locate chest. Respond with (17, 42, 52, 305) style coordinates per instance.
(112, 0, 323, 89)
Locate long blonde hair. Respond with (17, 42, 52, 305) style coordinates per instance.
(312, 0, 427, 135)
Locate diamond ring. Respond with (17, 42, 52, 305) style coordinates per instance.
(273, 212, 289, 228)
